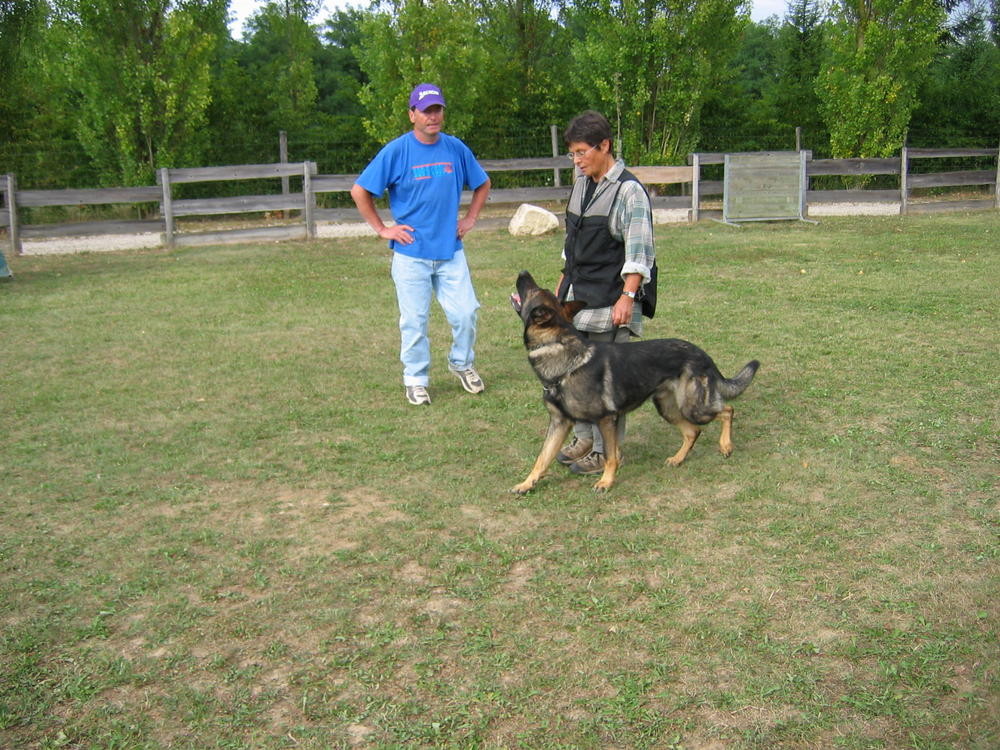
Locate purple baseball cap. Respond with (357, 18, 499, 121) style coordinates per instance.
(409, 83, 446, 111)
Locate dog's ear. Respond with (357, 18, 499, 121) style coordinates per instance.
(563, 300, 587, 320)
(529, 304, 556, 325)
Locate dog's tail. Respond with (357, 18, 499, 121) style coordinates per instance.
(718, 360, 760, 399)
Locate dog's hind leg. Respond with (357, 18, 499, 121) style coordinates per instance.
(511, 417, 573, 494)
(717, 405, 734, 457)
(666, 420, 701, 467)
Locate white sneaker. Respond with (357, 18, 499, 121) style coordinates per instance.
(405, 385, 431, 405)
(451, 367, 485, 394)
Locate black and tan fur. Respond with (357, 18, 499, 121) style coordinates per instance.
(510, 271, 759, 493)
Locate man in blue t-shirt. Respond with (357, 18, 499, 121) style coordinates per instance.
(351, 83, 491, 406)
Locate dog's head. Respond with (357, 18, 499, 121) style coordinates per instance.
(511, 271, 585, 331)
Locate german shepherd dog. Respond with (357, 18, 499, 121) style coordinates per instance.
(510, 271, 759, 493)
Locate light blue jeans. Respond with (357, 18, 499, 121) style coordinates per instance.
(391, 250, 480, 387)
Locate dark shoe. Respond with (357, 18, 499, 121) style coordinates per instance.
(557, 437, 594, 466)
(405, 385, 431, 405)
(569, 450, 623, 476)
(451, 367, 485, 394)
(569, 451, 605, 475)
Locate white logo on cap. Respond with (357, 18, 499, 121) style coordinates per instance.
(419, 89, 440, 100)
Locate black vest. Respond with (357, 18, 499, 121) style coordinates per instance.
(558, 169, 656, 317)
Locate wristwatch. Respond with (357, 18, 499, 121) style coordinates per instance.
(621, 290, 636, 299)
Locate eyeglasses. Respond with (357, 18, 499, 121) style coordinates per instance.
(567, 145, 599, 161)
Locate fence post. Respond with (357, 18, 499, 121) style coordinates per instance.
(799, 149, 809, 219)
(994, 137, 999, 209)
(303, 161, 316, 240)
(691, 153, 700, 224)
(6, 173, 21, 256)
(900, 146, 908, 215)
(159, 167, 175, 249)
(279, 131, 290, 205)
(795, 126, 802, 152)
(550, 125, 561, 188)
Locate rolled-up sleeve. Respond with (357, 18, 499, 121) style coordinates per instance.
(611, 181, 655, 287)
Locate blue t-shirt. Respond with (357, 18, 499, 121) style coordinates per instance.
(355, 132, 489, 260)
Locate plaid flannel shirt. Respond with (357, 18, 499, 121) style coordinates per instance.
(564, 159, 656, 336)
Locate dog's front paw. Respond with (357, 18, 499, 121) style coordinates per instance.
(510, 480, 536, 495)
(591, 479, 614, 492)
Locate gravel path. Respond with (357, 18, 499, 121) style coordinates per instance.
(18, 221, 380, 256)
(14, 204, 898, 256)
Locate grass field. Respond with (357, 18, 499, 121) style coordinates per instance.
(1, 213, 997, 749)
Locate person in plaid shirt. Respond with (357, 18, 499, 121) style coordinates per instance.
(555, 110, 656, 476)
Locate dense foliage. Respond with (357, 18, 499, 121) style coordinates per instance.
(1, 0, 997, 188)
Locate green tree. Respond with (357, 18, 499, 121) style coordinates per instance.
(471, 0, 575, 154)
(815, 0, 944, 158)
(700, 18, 784, 152)
(771, 0, 826, 144)
(911, 0, 1000, 144)
(52, 0, 227, 185)
(314, 6, 369, 150)
(319, 8, 367, 118)
(566, 0, 750, 164)
(242, 1, 320, 134)
(203, 3, 371, 168)
(0, 0, 43, 92)
(354, 0, 486, 143)
(0, 0, 51, 170)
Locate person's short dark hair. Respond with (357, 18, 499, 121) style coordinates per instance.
(565, 110, 612, 149)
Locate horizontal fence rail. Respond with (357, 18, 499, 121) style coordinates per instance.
(158, 163, 317, 184)
(808, 158, 901, 176)
(168, 194, 313, 217)
(2, 143, 997, 256)
(16, 186, 162, 207)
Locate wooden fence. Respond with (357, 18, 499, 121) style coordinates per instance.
(901, 147, 1000, 213)
(804, 146, 1000, 214)
(2, 145, 997, 256)
(158, 162, 318, 248)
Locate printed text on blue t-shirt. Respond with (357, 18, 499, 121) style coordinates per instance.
(412, 162, 454, 181)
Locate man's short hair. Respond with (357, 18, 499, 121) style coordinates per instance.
(565, 110, 612, 148)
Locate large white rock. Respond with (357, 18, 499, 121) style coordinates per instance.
(508, 203, 560, 236)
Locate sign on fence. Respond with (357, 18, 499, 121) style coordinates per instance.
(722, 151, 814, 225)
